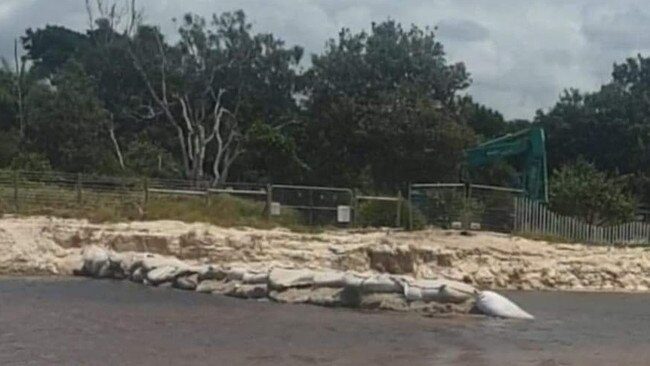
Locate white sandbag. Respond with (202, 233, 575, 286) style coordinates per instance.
(225, 267, 249, 281)
(146, 265, 183, 286)
(438, 284, 475, 303)
(475, 291, 534, 320)
(402, 279, 476, 304)
(403, 282, 423, 301)
(196, 280, 225, 294)
(342, 274, 365, 288)
(360, 275, 403, 294)
(119, 252, 148, 275)
(242, 271, 269, 285)
(81, 245, 110, 278)
(313, 271, 347, 288)
(268, 268, 315, 290)
(141, 255, 186, 272)
(198, 265, 227, 281)
(229, 284, 268, 299)
(174, 274, 199, 291)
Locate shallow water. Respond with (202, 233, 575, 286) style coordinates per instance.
(0, 279, 649, 365)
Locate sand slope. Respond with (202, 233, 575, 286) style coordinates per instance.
(1, 216, 649, 291)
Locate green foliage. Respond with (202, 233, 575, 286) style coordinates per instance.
(537, 55, 650, 203)
(25, 60, 117, 173)
(10, 152, 51, 171)
(549, 159, 635, 225)
(0, 129, 20, 168)
(122, 140, 180, 178)
(356, 199, 425, 229)
(461, 98, 513, 140)
(304, 21, 474, 190)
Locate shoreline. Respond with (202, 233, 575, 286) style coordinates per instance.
(3, 275, 650, 296)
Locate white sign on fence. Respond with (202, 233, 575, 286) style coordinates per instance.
(337, 205, 351, 223)
(271, 202, 281, 216)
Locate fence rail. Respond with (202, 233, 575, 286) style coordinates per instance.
(0, 170, 405, 228)
(6, 170, 646, 243)
(514, 197, 650, 245)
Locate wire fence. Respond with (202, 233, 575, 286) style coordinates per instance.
(0, 170, 404, 228)
(408, 183, 522, 233)
(7, 169, 643, 245)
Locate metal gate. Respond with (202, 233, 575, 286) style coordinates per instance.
(271, 185, 354, 226)
(409, 183, 522, 232)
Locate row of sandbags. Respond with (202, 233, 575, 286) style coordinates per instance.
(76, 245, 533, 320)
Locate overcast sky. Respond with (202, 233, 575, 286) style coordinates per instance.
(1, 0, 649, 120)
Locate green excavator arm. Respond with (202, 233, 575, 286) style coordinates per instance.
(462, 127, 548, 202)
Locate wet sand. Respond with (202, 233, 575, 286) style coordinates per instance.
(1, 279, 650, 365)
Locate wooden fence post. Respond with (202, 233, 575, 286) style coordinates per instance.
(308, 189, 314, 226)
(266, 183, 273, 220)
(408, 183, 413, 231)
(76, 173, 83, 204)
(395, 191, 403, 228)
(143, 177, 149, 205)
(13, 170, 19, 212)
(352, 189, 359, 227)
(463, 183, 471, 230)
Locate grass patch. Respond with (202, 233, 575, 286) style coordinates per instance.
(356, 199, 426, 229)
(1, 187, 319, 232)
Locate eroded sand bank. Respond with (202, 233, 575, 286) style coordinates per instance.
(0, 216, 648, 291)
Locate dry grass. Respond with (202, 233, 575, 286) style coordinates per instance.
(0, 186, 319, 233)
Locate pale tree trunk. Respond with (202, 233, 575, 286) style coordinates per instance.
(129, 29, 246, 184)
(14, 39, 25, 138)
(108, 115, 125, 170)
(129, 32, 192, 178)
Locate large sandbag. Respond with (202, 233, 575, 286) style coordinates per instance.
(114, 252, 140, 276)
(403, 283, 423, 301)
(312, 271, 347, 288)
(268, 268, 315, 290)
(269, 288, 310, 304)
(196, 280, 225, 294)
(141, 255, 186, 273)
(225, 267, 249, 281)
(360, 275, 403, 294)
(342, 274, 365, 289)
(438, 283, 475, 303)
(475, 291, 534, 320)
(81, 245, 110, 278)
(146, 265, 185, 286)
(241, 271, 269, 285)
(402, 279, 476, 304)
(307, 288, 345, 306)
(198, 265, 227, 282)
(229, 284, 268, 299)
(174, 274, 199, 291)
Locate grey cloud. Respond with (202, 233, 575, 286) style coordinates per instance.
(581, 6, 650, 50)
(2, 0, 650, 120)
(436, 18, 489, 42)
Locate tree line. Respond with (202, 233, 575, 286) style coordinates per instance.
(0, 2, 646, 224)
